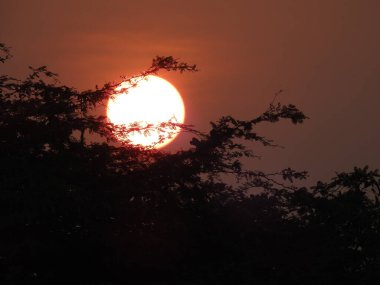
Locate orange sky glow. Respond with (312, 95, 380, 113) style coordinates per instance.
(1, 0, 379, 183)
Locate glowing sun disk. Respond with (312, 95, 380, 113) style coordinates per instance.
(107, 75, 185, 148)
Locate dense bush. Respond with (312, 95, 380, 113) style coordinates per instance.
(1, 44, 379, 284)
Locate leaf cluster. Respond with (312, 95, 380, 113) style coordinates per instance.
(1, 44, 379, 284)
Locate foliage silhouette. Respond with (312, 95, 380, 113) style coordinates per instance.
(0, 43, 379, 284)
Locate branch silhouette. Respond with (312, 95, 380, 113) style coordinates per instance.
(0, 44, 379, 285)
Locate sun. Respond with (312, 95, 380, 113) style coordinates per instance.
(107, 75, 185, 148)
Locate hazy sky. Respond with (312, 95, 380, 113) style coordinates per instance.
(1, 0, 379, 183)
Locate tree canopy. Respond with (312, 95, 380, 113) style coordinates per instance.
(1, 43, 379, 284)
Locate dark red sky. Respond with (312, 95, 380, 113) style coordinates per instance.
(1, 0, 379, 183)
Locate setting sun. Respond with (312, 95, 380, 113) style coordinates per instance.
(107, 75, 185, 148)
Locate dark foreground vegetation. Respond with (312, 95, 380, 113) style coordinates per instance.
(1, 44, 379, 284)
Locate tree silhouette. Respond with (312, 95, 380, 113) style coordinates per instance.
(1, 43, 379, 284)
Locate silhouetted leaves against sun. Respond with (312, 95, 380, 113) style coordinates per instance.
(1, 44, 379, 284)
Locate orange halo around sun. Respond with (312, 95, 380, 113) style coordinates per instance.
(107, 75, 185, 148)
